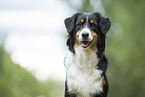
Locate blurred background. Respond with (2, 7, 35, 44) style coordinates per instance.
(0, 0, 145, 97)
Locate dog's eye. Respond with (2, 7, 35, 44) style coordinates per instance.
(76, 21, 83, 26)
(76, 19, 84, 26)
(76, 23, 82, 28)
(76, 21, 83, 30)
(77, 23, 82, 25)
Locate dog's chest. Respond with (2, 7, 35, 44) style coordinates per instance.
(65, 46, 103, 97)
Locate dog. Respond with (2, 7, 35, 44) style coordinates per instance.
(64, 12, 111, 97)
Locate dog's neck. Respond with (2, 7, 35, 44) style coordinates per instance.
(73, 46, 99, 69)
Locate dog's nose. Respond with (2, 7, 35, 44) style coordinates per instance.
(82, 32, 89, 39)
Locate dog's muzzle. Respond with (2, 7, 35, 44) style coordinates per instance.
(78, 28, 94, 48)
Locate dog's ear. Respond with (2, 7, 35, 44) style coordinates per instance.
(64, 13, 82, 54)
(93, 12, 111, 34)
(64, 13, 82, 34)
(99, 14, 111, 34)
(93, 12, 111, 52)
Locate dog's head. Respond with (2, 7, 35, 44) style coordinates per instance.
(65, 12, 111, 54)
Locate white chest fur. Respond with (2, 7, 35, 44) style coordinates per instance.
(65, 46, 103, 97)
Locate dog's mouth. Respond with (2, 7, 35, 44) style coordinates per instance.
(80, 40, 93, 48)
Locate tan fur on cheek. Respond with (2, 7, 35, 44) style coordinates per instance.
(75, 31, 81, 47)
(90, 31, 100, 52)
(76, 31, 80, 38)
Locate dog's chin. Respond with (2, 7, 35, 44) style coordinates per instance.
(79, 39, 94, 48)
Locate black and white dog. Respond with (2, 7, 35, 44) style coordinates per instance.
(64, 12, 111, 97)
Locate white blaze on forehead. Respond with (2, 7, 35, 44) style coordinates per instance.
(85, 15, 89, 27)
(86, 15, 89, 21)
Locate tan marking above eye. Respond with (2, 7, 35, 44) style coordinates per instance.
(80, 19, 84, 23)
(90, 20, 94, 23)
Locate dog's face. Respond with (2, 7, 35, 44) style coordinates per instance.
(75, 14, 99, 49)
(65, 12, 111, 54)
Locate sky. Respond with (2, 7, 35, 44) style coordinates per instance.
(0, 0, 75, 81)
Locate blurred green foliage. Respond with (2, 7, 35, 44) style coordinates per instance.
(0, 43, 63, 97)
(0, 0, 145, 97)
(65, 0, 145, 97)
(102, 0, 145, 97)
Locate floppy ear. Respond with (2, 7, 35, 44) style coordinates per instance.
(99, 14, 111, 34)
(93, 12, 111, 52)
(64, 13, 82, 34)
(64, 13, 82, 54)
(93, 12, 111, 34)
(64, 16, 75, 34)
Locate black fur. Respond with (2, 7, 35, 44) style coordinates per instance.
(65, 13, 83, 54)
(64, 12, 111, 97)
(95, 75, 108, 97)
(65, 80, 77, 97)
